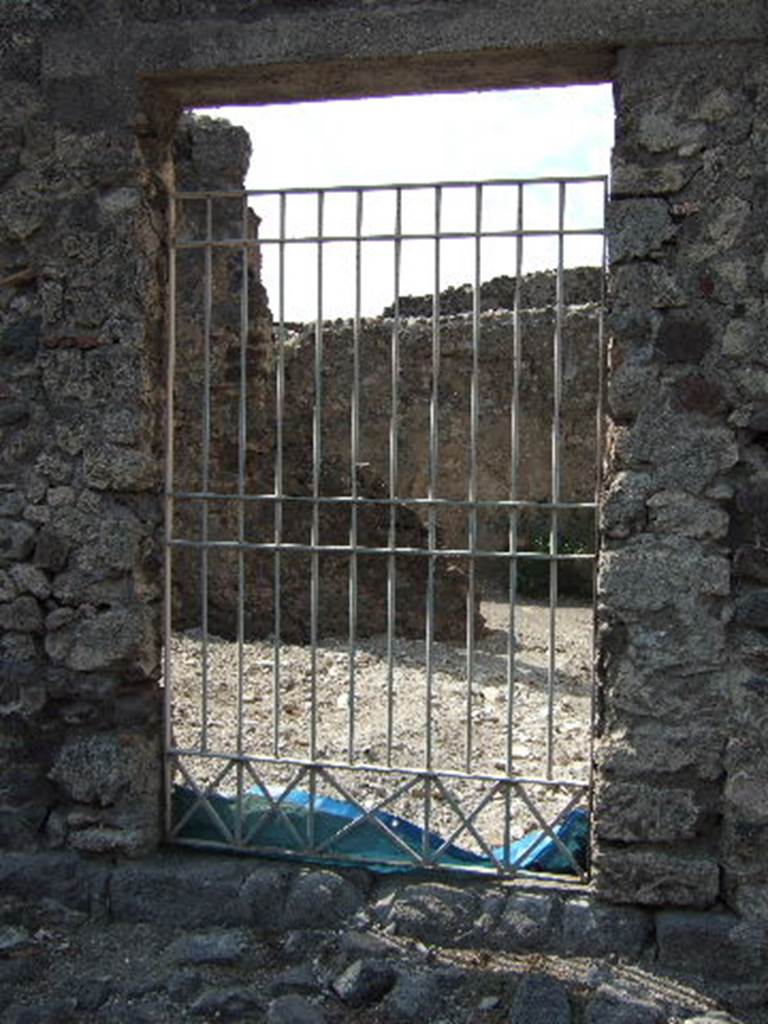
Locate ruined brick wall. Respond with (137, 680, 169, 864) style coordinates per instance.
(0, 0, 766, 945)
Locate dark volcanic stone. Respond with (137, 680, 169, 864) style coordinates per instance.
(168, 929, 248, 965)
(75, 977, 113, 1012)
(6, 1002, 77, 1024)
(166, 968, 203, 1003)
(0, 521, 36, 565)
(562, 899, 653, 958)
(737, 481, 768, 520)
(383, 973, 439, 1024)
(672, 373, 725, 414)
(656, 910, 768, 982)
(268, 964, 321, 998)
(332, 958, 396, 1008)
(0, 318, 41, 361)
(585, 985, 665, 1024)
(494, 893, 558, 952)
(239, 865, 290, 930)
(109, 861, 249, 928)
(0, 401, 29, 426)
(267, 994, 325, 1024)
(190, 985, 262, 1019)
(735, 590, 768, 628)
(283, 871, 363, 930)
(509, 974, 571, 1024)
(654, 315, 712, 364)
(734, 546, 768, 584)
(33, 529, 69, 572)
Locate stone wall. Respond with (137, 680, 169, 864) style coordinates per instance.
(170, 115, 483, 643)
(595, 43, 768, 920)
(282, 296, 601, 593)
(0, 4, 169, 856)
(0, 0, 767, 990)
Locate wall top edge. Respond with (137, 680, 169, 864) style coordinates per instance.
(39, 1, 766, 94)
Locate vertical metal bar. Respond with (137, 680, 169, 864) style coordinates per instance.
(503, 782, 512, 871)
(425, 185, 442, 776)
(386, 188, 402, 767)
(588, 178, 609, 863)
(236, 193, 250, 841)
(310, 192, 324, 762)
(547, 182, 566, 780)
(200, 198, 212, 754)
(163, 190, 177, 839)
(466, 184, 482, 774)
(348, 190, 363, 764)
(273, 193, 286, 758)
(422, 774, 433, 865)
(507, 184, 523, 778)
(308, 765, 317, 850)
(423, 186, 442, 851)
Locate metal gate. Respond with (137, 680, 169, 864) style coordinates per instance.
(163, 175, 606, 879)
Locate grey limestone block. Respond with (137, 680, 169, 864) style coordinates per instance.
(167, 929, 249, 966)
(48, 732, 156, 808)
(623, 408, 738, 494)
(283, 869, 365, 930)
(599, 537, 730, 617)
(593, 849, 720, 908)
(332, 958, 396, 1008)
(607, 198, 676, 263)
(381, 882, 481, 946)
(239, 864, 292, 930)
(561, 898, 653, 959)
(594, 782, 703, 843)
(493, 892, 560, 952)
(611, 159, 693, 198)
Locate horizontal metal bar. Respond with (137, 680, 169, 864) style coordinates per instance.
(167, 537, 595, 560)
(168, 749, 590, 790)
(171, 489, 596, 513)
(174, 173, 608, 200)
(174, 226, 604, 250)
(169, 835, 586, 882)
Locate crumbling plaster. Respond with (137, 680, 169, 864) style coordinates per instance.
(1, 0, 768, 990)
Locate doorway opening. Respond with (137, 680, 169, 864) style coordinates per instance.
(162, 87, 611, 879)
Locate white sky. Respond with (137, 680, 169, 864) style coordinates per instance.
(197, 84, 613, 319)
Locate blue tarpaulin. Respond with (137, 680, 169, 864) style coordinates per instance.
(172, 784, 588, 875)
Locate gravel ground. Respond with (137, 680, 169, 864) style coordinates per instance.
(170, 597, 594, 856)
(0, 889, 756, 1024)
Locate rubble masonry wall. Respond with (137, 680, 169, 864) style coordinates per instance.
(0, 0, 767, 985)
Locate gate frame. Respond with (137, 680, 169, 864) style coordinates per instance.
(163, 173, 608, 881)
